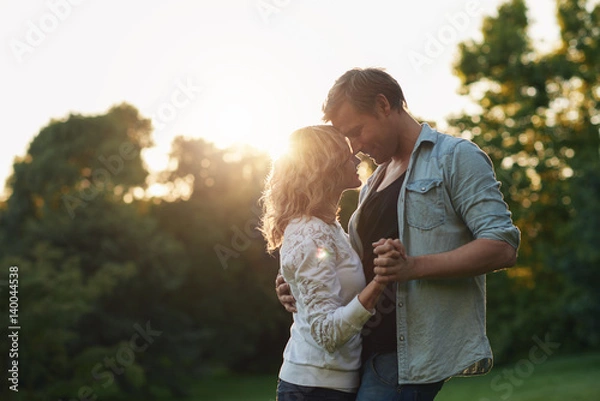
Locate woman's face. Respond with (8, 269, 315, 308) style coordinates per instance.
(338, 146, 362, 191)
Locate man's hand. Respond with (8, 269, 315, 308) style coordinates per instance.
(275, 273, 297, 313)
(372, 238, 414, 284)
(372, 238, 406, 260)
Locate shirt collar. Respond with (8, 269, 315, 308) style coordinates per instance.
(414, 122, 438, 149)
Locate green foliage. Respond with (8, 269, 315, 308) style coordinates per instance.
(1, 2, 597, 398)
(0, 244, 137, 400)
(438, 352, 600, 401)
(154, 137, 288, 375)
(0, 107, 289, 399)
(190, 353, 600, 401)
(451, 0, 599, 361)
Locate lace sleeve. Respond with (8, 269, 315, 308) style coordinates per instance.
(281, 220, 373, 354)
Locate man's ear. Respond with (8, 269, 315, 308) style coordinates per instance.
(375, 93, 391, 116)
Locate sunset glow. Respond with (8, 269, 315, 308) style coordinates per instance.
(0, 0, 563, 191)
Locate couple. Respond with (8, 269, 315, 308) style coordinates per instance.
(259, 68, 521, 401)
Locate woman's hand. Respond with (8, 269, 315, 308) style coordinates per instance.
(275, 273, 297, 313)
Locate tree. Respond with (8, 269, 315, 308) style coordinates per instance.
(0, 104, 197, 399)
(451, 0, 599, 360)
(153, 137, 289, 375)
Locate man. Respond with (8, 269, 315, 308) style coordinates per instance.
(276, 67, 520, 401)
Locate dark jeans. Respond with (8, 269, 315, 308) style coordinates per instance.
(277, 379, 357, 401)
(356, 353, 445, 401)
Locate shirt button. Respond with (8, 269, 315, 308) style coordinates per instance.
(398, 302, 403, 307)
(399, 335, 405, 341)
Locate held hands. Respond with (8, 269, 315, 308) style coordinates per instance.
(372, 238, 414, 284)
(275, 238, 412, 313)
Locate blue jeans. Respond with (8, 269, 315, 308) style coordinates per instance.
(356, 353, 444, 401)
(277, 379, 357, 401)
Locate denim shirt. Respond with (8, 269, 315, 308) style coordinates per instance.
(347, 123, 521, 385)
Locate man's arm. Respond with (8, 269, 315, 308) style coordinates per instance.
(372, 140, 520, 284)
(373, 238, 517, 283)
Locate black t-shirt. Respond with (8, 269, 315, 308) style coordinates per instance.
(357, 172, 405, 361)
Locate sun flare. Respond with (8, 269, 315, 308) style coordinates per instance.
(141, 75, 296, 178)
(195, 76, 293, 160)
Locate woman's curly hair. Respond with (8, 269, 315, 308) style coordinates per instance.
(260, 125, 350, 253)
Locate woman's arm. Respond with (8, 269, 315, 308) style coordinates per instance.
(283, 230, 385, 354)
(276, 238, 400, 312)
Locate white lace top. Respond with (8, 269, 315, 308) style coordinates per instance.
(278, 216, 374, 391)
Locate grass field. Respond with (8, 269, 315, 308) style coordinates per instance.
(191, 352, 600, 401)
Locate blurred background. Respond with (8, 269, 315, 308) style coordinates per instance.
(0, 0, 598, 400)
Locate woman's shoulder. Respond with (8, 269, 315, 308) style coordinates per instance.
(285, 215, 333, 232)
(283, 216, 340, 245)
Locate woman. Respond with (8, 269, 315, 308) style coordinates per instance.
(260, 125, 390, 401)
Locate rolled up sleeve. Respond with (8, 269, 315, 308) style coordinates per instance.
(448, 140, 521, 250)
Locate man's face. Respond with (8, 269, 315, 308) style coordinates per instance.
(330, 101, 397, 164)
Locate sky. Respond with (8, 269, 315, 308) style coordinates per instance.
(0, 0, 562, 198)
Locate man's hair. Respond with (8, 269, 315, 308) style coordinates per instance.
(322, 67, 407, 122)
(259, 125, 349, 252)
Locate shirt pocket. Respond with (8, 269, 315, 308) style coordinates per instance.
(405, 179, 445, 230)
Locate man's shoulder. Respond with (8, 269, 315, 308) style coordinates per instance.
(426, 128, 483, 157)
(425, 126, 466, 147)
